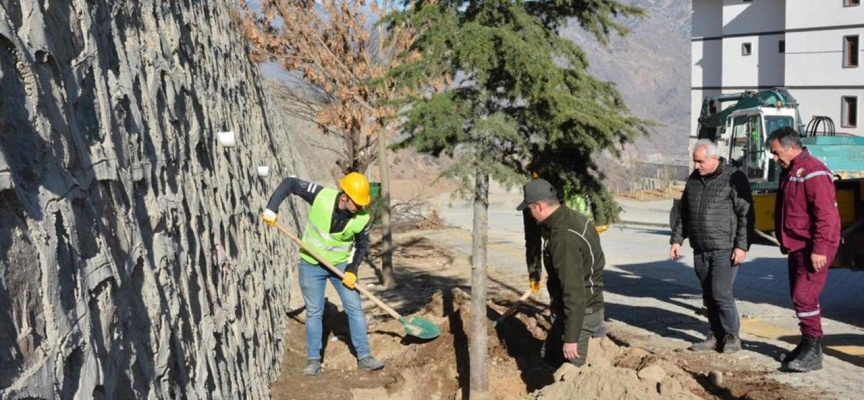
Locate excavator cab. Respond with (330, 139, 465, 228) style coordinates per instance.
(728, 114, 767, 181)
(726, 109, 796, 183)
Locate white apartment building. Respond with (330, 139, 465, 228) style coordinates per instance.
(692, 0, 863, 139)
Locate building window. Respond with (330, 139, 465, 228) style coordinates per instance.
(844, 0, 860, 7)
(844, 35, 859, 67)
(842, 96, 858, 128)
(779, 40, 785, 53)
(742, 42, 752, 56)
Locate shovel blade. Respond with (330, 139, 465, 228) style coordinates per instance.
(399, 316, 440, 340)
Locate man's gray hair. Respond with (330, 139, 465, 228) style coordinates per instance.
(765, 127, 802, 150)
(693, 139, 721, 159)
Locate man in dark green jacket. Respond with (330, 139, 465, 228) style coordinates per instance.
(518, 179, 605, 367)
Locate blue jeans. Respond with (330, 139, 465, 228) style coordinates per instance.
(299, 259, 371, 361)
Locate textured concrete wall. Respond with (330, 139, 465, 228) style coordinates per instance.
(0, 1, 305, 398)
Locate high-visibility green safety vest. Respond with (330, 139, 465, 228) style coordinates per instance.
(562, 183, 592, 219)
(301, 188, 370, 265)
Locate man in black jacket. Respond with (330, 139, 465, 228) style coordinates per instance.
(518, 179, 605, 367)
(671, 139, 754, 353)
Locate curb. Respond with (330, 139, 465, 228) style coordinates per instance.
(614, 220, 671, 229)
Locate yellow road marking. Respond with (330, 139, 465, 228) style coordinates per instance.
(740, 318, 797, 340)
(741, 318, 864, 365)
(829, 346, 864, 357)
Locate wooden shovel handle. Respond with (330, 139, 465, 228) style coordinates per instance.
(272, 222, 405, 321)
(495, 288, 534, 325)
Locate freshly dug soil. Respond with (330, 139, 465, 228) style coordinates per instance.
(270, 234, 831, 400)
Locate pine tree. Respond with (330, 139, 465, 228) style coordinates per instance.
(386, 1, 650, 397)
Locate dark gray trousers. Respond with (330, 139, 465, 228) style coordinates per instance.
(694, 249, 740, 338)
(542, 307, 604, 367)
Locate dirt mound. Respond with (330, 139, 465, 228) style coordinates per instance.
(530, 341, 702, 400)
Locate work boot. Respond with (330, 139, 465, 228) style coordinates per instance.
(779, 337, 806, 365)
(689, 335, 719, 352)
(358, 356, 385, 371)
(302, 359, 322, 376)
(785, 336, 822, 372)
(722, 334, 742, 354)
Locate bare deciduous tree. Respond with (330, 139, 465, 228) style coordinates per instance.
(237, 0, 417, 287)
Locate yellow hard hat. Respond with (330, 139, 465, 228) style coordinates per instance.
(339, 172, 371, 206)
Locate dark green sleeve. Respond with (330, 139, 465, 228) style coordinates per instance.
(524, 209, 542, 281)
(549, 233, 585, 343)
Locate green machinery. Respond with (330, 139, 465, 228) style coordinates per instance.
(676, 88, 864, 269)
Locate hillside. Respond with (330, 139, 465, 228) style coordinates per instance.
(560, 0, 691, 165)
(261, 1, 692, 201)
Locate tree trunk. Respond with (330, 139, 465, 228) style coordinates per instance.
(374, 5, 396, 288)
(377, 129, 396, 288)
(469, 171, 489, 400)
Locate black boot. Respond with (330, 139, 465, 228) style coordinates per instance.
(779, 337, 806, 366)
(785, 335, 823, 372)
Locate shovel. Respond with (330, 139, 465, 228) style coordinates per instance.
(493, 288, 533, 328)
(272, 222, 440, 340)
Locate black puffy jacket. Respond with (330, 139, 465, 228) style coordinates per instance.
(671, 161, 754, 252)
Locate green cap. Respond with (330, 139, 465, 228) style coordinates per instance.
(517, 179, 557, 211)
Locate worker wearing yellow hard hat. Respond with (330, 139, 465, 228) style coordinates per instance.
(261, 172, 384, 376)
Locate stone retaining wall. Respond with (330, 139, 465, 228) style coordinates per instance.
(0, 1, 303, 398)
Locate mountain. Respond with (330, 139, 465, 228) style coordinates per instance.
(560, 0, 692, 165)
(263, 0, 694, 177)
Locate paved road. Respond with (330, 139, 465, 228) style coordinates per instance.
(426, 198, 864, 399)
